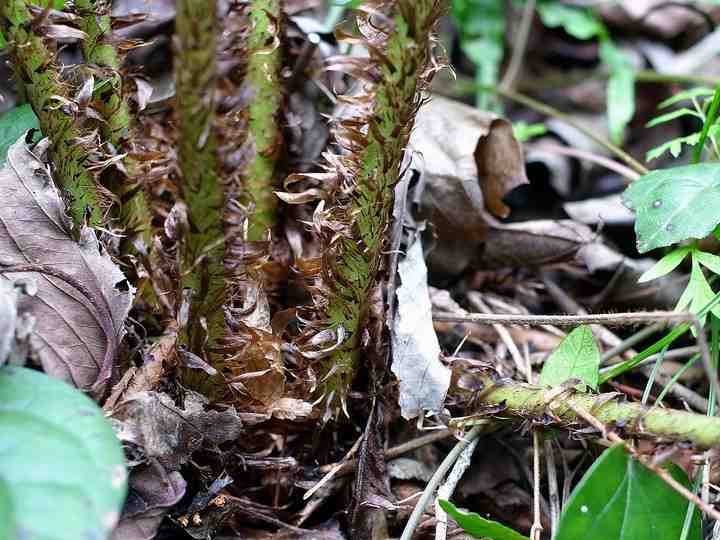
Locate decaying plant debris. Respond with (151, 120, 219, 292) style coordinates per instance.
(5, 0, 720, 538)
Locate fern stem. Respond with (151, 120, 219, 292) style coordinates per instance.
(75, 0, 152, 246)
(174, 0, 226, 356)
(472, 375, 720, 449)
(1, 0, 105, 229)
(321, 0, 447, 410)
(244, 0, 283, 240)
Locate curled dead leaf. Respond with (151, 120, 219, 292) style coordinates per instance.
(409, 95, 528, 278)
(475, 118, 529, 218)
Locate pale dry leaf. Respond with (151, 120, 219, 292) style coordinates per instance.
(110, 463, 187, 540)
(0, 138, 134, 392)
(0, 279, 18, 364)
(409, 95, 527, 278)
(563, 194, 635, 226)
(110, 390, 243, 470)
(268, 397, 313, 420)
(391, 238, 451, 419)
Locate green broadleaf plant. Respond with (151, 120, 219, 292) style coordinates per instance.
(536, 2, 602, 39)
(451, 0, 505, 110)
(645, 85, 720, 162)
(555, 444, 701, 540)
(622, 163, 720, 253)
(0, 105, 39, 167)
(536, 2, 635, 143)
(439, 499, 530, 540)
(0, 366, 127, 540)
(538, 325, 600, 391)
(600, 39, 635, 144)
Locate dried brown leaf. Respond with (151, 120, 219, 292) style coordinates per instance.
(0, 138, 134, 393)
(110, 462, 186, 540)
(110, 390, 243, 470)
(475, 118, 529, 218)
(480, 219, 623, 272)
(409, 95, 526, 278)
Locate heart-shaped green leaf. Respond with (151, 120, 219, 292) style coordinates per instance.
(556, 444, 701, 540)
(439, 499, 530, 540)
(623, 164, 720, 253)
(539, 325, 600, 391)
(0, 366, 127, 540)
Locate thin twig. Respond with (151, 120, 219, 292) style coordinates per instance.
(304, 436, 361, 500)
(601, 346, 698, 372)
(642, 363, 709, 412)
(434, 429, 482, 540)
(476, 84, 649, 175)
(539, 275, 624, 352)
(545, 439, 560, 539)
(563, 400, 720, 521)
(467, 295, 529, 379)
(533, 143, 641, 182)
(317, 429, 455, 477)
(400, 425, 485, 540)
(600, 322, 665, 364)
(433, 309, 720, 411)
(530, 430, 543, 540)
(499, 0, 536, 92)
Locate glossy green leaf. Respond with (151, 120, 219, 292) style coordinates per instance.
(623, 163, 720, 253)
(0, 105, 39, 167)
(556, 444, 701, 540)
(0, 477, 15, 540)
(439, 499, 530, 540)
(538, 325, 600, 391)
(600, 40, 635, 144)
(537, 3, 602, 40)
(638, 245, 692, 283)
(0, 366, 127, 540)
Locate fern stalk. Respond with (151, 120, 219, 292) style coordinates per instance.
(244, 0, 284, 240)
(174, 0, 226, 356)
(1, 0, 105, 228)
(75, 0, 152, 247)
(471, 374, 720, 449)
(317, 0, 446, 410)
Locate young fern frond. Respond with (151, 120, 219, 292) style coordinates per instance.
(287, 0, 447, 415)
(174, 0, 226, 358)
(218, 1, 287, 406)
(1, 0, 107, 229)
(75, 0, 152, 248)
